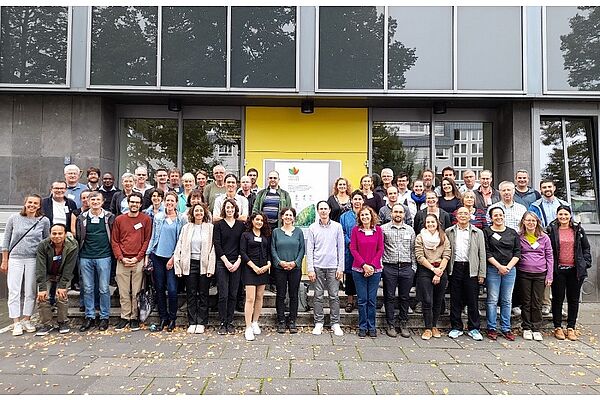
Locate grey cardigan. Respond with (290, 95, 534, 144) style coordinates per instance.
(445, 224, 487, 278)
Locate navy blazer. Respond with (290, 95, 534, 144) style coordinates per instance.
(41, 196, 78, 232)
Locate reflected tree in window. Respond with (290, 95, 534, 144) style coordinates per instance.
(231, 6, 296, 88)
(161, 7, 227, 87)
(183, 120, 242, 176)
(121, 119, 178, 176)
(319, 7, 416, 89)
(540, 119, 567, 198)
(0, 6, 68, 84)
(91, 6, 157, 86)
(372, 123, 419, 179)
(560, 6, 600, 90)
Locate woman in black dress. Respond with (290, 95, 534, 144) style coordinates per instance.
(240, 212, 272, 341)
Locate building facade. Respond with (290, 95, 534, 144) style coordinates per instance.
(1, 6, 599, 299)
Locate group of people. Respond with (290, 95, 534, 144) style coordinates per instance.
(1, 163, 592, 343)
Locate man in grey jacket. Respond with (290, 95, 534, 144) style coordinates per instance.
(445, 207, 486, 341)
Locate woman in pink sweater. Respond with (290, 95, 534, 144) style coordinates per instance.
(349, 205, 384, 338)
(516, 211, 553, 341)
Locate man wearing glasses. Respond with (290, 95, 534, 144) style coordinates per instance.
(110, 193, 152, 331)
(41, 181, 78, 233)
(253, 171, 292, 230)
(133, 166, 153, 197)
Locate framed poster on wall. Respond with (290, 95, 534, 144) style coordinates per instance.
(263, 159, 342, 228)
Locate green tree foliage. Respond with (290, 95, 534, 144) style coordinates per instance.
(371, 123, 417, 179)
(0, 6, 68, 84)
(561, 6, 600, 90)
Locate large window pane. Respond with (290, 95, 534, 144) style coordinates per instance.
(91, 6, 158, 86)
(372, 122, 430, 182)
(0, 6, 68, 84)
(540, 117, 599, 223)
(457, 7, 522, 90)
(231, 6, 296, 88)
(119, 119, 178, 177)
(161, 7, 226, 87)
(546, 7, 600, 91)
(388, 7, 452, 90)
(183, 120, 242, 177)
(319, 6, 384, 90)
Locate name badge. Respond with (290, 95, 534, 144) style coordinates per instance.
(492, 232, 502, 241)
(254, 236, 263, 243)
(64, 206, 70, 213)
(52, 255, 62, 261)
(364, 230, 374, 236)
(531, 241, 540, 249)
(134, 222, 143, 230)
(66, 193, 75, 200)
(91, 217, 100, 224)
(367, 193, 374, 199)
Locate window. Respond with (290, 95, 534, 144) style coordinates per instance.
(319, 6, 384, 89)
(90, 6, 158, 86)
(545, 6, 600, 91)
(0, 6, 69, 85)
(539, 117, 599, 223)
(457, 7, 523, 90)
(161, 7, 227, 87)
(230, 6, 296, 89)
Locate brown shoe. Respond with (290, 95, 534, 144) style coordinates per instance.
(432, 327, 441, 338)
(554, 327, 566, 340)
(421, 329, 432, 340)
(567, 328, 578, 341)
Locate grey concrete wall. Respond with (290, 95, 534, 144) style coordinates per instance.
(0, 94, 116, 204)
(495, 101, 533, 183)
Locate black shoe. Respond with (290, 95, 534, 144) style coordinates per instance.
(58, 322, 70, 334)
(217, 324, 227, 335)
(36, 325, 54, 336)
(386, 325, 397, 338)
(98, 319, 109, 331)
(80, 318, 94, 332)
(227, 324, 236, 334)
(399, 322, 411, 338)
(368, 329, 377, 338)
(358, 329, 367, 338)
(289, 321, 298, 334)
(277, 322, 286, 334)
(115, 318, 129, 331)
(130, 319, 140, 331)
(79, 306, 85, 312)
(167, 320, 176, 332)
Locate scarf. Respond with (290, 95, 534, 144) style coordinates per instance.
(411, 191, 426, 208)
(421, 229, 441, 250)
(524, 232, 537, 245)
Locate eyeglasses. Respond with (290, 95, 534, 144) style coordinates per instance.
(52, 187, 66, 190)
(268, 177, 278, 180)
(136, 174, 146, 177)
(128, 201, 141, 204)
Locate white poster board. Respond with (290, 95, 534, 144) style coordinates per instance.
(263, 159, 342, 228)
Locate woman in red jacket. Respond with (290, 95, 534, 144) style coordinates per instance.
(349, 205, 384, 338)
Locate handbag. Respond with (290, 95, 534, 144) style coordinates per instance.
(137, 273, 156, 322)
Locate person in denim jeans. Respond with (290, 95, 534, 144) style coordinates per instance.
(146, 192, 187, 332)
(307, 201, 345, 336)
(75, 191, 115, 332)
(483, 207, 521, 341)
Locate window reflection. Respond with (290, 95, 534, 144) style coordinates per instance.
(0, 6, 68, 84)
(183, 120, 242, 176)
(91, 6, 158, 86)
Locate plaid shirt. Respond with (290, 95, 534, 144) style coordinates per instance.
(381, 222, 416, 270)
(487, 201, 527, 232)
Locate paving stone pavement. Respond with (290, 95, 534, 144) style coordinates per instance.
(0, 305, 599, 395)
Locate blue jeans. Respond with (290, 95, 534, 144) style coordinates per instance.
(152, 253, 178, 322)
(486, 266, 516, 332)
(352, 270, 381, 331)
(80, 257, 111, 319)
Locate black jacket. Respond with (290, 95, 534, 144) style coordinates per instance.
(547, 220, 592, 280)
(41, 196, 78, 232)
(110, 190, 130, 216)
(413, 208, 452, 235)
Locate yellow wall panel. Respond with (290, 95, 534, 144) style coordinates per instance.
(245, 107, 368, 188)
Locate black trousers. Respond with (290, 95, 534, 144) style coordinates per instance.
(344, 272, 356, 296)
(185, 260, 210, 325)
(216, 260, 241, 325)
(552, 268, 583, 329)
(273, 267, 302, 323)
(449, 262, 480, 331)
(416, 267, 448, 329)
(382, 262, 414, 326)
(517, 270, 546, 331)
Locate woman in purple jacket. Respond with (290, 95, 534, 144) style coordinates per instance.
(516, 211, 553, 341)
(349, 205, 384, 338)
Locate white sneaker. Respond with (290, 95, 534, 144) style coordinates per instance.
(12, 322, 23, 336)
(332, 323, 344, 336)
(245, 327, 255, 341)
(523, 329, 533, 340)
(21, 320, 36, 333)
(251, 321, 261, 335)
(532, 331, 543, 341)
(312, 323, 323, 335)
(195, 325, 205, 334)
(187, 325, 196, 334)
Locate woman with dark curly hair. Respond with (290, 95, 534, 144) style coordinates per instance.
(240, 212, 272, 341)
